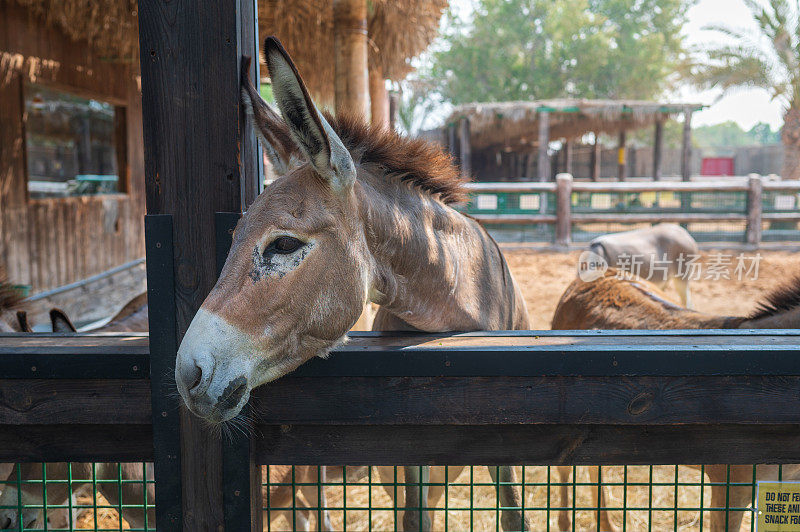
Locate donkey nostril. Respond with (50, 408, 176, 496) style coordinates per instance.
(189, 363, 203, 391)
(219, 377, 248, 410)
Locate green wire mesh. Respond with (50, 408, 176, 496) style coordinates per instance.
(261, 464, 788, 531)
(0, 463, 154, 532)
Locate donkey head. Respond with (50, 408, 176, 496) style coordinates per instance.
(175, 38, 372, 423)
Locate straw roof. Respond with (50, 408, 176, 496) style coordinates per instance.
(7, 0, 446, 103)
(10, 0, 140, 61)
(444, 100, 705, 151)
(260, 0, 447, 105)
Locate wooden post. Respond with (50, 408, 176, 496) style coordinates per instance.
(538, 112, 550, 181)
(334, 0, 369, 117)
(681, 110, 693, 181)
(564, 139, 573, 176)
(138, 0, 262, 529)
(459, 117, 471, 180)
(447, 124, 457, 162)
(525, 151, 536, 181)
(388, 91, 399, 131)
(746, 173, 763, 247)
(653, 120, 664, 181)
(591, 134, 601, 181)
(369, 65, 389, 128)
(617, 130, 627, 181)
(555, 173, 572, 248)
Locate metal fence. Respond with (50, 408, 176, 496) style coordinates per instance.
(1, 462, 793, 531)
(0, 462, 154, 532)
(462, 176, 800, 246)
(259, 464, 796, 531)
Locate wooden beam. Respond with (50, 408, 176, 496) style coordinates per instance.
(555, 173, 572, 247)
(333, 0, 369, 117)
(564, 139, 573, 175)
(537, 112, 550, 181)
(138, 0, 260, 529)
(746, 173, 763, 247)
(257, 424, 800, 465)
(682, 110, 693, 181)
(591, 134, 601, 181)
(653, 120, 664, 180)
(368, 66, 389, 128)
(388, 91, 399, 131)
(617, 130, 627, 181)
(459, 117, 471, 179)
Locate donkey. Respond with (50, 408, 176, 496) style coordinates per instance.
(586, 223, 699, 308)
(551, 269, 800, 531)
(173, 37, 531, 531)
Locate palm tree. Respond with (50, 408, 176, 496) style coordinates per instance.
(693, 0, 800, 179)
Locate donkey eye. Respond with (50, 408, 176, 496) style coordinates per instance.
(266, 236, 304, 255)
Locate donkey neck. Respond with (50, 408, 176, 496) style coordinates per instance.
(355, 170, 526, 332)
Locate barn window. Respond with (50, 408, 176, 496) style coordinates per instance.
(24, 84, 126, 199)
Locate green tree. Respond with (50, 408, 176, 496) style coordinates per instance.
(692, 0, 800, 178)
(427, 0, 693, 105)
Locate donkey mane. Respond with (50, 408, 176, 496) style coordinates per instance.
(748, 275, 800, 320)
(323, 111, 466, 204)
(0, 267, 24, 312)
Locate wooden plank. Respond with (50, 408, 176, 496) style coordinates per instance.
(0, 424, 153, 462)
(464, 181, 748, 194)
(591, 135, 600, 181)
(681, 110, 693, 181)
(746, 173, 763, 247)
(653, 120, 664, 180)
(537, 111, 550, 181)
(254, 376, 800, 426)
(617, 130, 627, 181)
(139, 0, 259, 527)
(0, 380, 150, 424)
(256, 424, 800, 465)
(555, 173, 572, 247)
(459, 117, 471, 179)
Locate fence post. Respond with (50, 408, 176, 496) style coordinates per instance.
(555, 173, 572, 248)
(746, 173, 763, 248)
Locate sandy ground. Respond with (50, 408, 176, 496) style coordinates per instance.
(58, 250, 800, 530)
(504, 247, 800, 330)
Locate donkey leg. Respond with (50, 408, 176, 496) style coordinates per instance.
(488, 466, 530, 531)
(673, 276, 693, 309)
(555, 466, 573, 531)
(588, 466, 618, 532)
(402, 466, 431, 531)
(706, 464, 753, 532)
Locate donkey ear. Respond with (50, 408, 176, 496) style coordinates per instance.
(263, 37, 356, 191)
(16, 311, 32, 333)
(240, 55, 303, 176)
(50, 308, 76, 333)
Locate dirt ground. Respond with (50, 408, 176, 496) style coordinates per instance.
(504, 247, 800, 329)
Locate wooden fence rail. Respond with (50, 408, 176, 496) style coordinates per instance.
(2, 330, 800, 466)
(465, 174, 800, 247)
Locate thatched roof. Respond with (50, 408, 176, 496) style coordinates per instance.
(260, 0, 447, 106)
(444, 100, 705, 151)
(7, 0, 447, 102)
(11, 0, 140, 61)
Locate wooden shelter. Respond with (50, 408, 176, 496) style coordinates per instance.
(259, 0, 447, 123)
(0, 0, 445, 301)
(437, 100, 704, 182)
(0, 0, 145, 296)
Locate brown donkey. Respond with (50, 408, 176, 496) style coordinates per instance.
(551, 269, 800, 532)
(175, 37, 531, 530)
